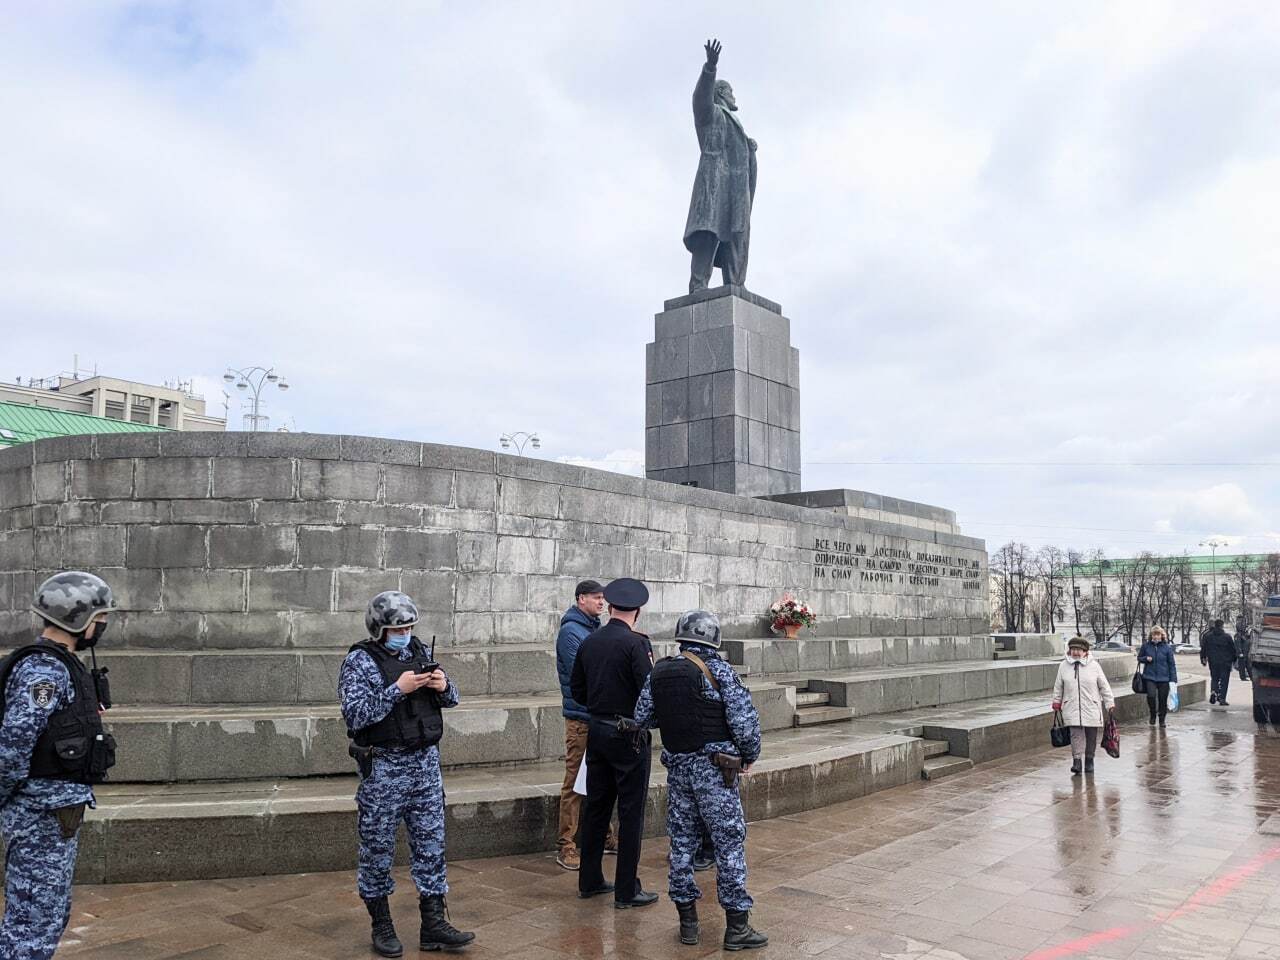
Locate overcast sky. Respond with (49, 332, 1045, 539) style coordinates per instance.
(4, 2, 1279, 559)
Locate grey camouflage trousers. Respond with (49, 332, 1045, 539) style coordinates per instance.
(356, 747, 448, 900)
(1, 802, 78, 960)
(665, 753, 752, 911)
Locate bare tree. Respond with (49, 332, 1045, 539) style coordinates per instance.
(1223, 555, 1254, 622)
(1033, 545, 1066, 634)
(991, 542, 1034, 633)
(1255, 554, 1280, 596)
(1065, 549, 1086, 635)
(1113, 553, 1157, 644)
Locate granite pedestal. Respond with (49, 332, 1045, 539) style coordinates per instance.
(645, 285, 800, 495)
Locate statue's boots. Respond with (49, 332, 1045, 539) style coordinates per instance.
(364, 896, 403, 958)
(723, 910, 768, 951)
(676, 901, 699, 945)
(419, 894, 475, 951)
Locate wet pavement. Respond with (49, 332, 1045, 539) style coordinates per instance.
(55, 673, 1280, 959)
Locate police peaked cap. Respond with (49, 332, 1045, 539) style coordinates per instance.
(603, 577, 649, 610)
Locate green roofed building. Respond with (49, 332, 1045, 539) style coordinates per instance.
(1066, 554, 1267, 579)
(0, 401, 169, 448)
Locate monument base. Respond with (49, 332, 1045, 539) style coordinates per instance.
(645, 285, 800, 496)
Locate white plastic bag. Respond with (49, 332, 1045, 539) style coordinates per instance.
(1168, 681, 1180, 712)
(572, 756, 588, 796)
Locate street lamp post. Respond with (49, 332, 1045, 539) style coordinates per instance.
(1199, 538, 1225, 618)
(223, 366, 290, 432)
(499, 432, 540, 456)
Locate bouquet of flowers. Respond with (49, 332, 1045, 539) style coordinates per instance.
(770, 593, 816, 632)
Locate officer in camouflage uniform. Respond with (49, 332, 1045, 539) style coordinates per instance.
(339, 590, 474, 957)
(634, 609, 767, 950)
(1, 572, 117, 960)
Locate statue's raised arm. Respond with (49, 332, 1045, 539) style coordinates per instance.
(683, 38, 755, 293)
(692, 38, 720, 126)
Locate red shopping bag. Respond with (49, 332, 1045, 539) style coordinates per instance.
(1102, 713, 1120, 758)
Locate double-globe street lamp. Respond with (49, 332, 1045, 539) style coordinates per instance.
(1199, 538, 1226, 617)
(223, 366, 290, 432)
(499, 432, 540, 456)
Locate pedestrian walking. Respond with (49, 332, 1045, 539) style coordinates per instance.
(0, 572, 117, 960)
(1137, 625, 1178, 726)
(569, 577, 657, 909)
(1051, 637, 1116, 776)
(1200, 619, 1239, 706)
(634, 609, 767, 950)
(554, 580, 619, 870)
(339, 590, 473, 957)
(1237, 618, 1254, 682)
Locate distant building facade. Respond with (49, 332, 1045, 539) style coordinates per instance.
(0, 372, 225, 432)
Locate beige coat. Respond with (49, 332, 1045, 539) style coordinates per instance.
(1052, 654, 1116, 728)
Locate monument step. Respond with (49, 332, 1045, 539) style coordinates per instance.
(793, 704, 857, 726)
(722, 634, 995, 676)
(75, 723, 930, 884)
(58, 642, 682, 705)
(794, 690, 829, 707)
(100, 659, 1129, 779)
(857, 676, 1208, 764)
(992, 649, 1021, 660)
(919, 739, 951, 759)
(921, 755, 974, 780)
(805, 651, 1133, 717)
(104, 679, 799, 782)
(73, 679, 1203, 884)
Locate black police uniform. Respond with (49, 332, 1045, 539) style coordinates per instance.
(569, 580, 653, 904)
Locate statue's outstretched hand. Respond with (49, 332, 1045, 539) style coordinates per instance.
(705, 39, 721, 67)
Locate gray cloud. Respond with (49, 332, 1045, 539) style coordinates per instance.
(3, 2, 1278, 557)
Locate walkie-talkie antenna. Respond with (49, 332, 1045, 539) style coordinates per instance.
(430, 635, 436, 661)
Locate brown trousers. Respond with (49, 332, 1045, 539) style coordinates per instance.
(558, 718, 616, 852)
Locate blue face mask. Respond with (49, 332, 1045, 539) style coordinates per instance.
(385, 630, 412, 652)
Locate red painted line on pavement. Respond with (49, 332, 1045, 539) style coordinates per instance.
(1021, 843, 1280, 960)
(1021, 925, 1144, 960)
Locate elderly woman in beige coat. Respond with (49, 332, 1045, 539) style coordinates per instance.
(1051, 636, 1116, 776)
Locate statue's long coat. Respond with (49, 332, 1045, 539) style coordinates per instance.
(683, 64, 756, 265)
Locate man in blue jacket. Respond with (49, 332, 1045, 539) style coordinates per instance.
(555, 580, 616, 870)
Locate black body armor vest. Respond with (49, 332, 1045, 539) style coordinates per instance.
(650, 655, 732, 754)
(347, 638, 444, 751)
(0, 641, 116, 783)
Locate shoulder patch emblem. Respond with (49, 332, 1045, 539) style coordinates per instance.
(29, 681, 57, 710)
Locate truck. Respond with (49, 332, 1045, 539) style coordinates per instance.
(1253, 595, 1280, 723)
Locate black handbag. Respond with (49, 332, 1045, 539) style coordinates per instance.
(1131, 670, 1146, 695)
(1050, 709, 1071, 748)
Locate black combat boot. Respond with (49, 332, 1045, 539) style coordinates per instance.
(1084, 757, 1095, 774)
(723, 910, 768, 951)
(1070, 759, 1082, 776)
(675, 900, 699, 945)
(419, 894, 475, 951)
(364, 896, 403, 958)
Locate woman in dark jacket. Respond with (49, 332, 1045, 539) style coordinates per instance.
(1137, 625, 1178, 726)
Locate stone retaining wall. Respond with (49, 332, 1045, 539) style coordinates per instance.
(0, 433, 987, 676)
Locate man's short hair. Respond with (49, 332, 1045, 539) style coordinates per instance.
(1214, 619, 1224, 628)
(575, 579, 604, 599)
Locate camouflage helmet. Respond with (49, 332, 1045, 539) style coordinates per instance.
(31, 571, 115, 634)
(674, 609, 721, 649)
(365, 591, 419, 640)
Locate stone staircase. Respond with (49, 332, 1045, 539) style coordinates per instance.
(918, 737, 973, 780)
(36, 625, 1161, 882)
(90, 636, 1134, 782)
(791, 682, 855, 726)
